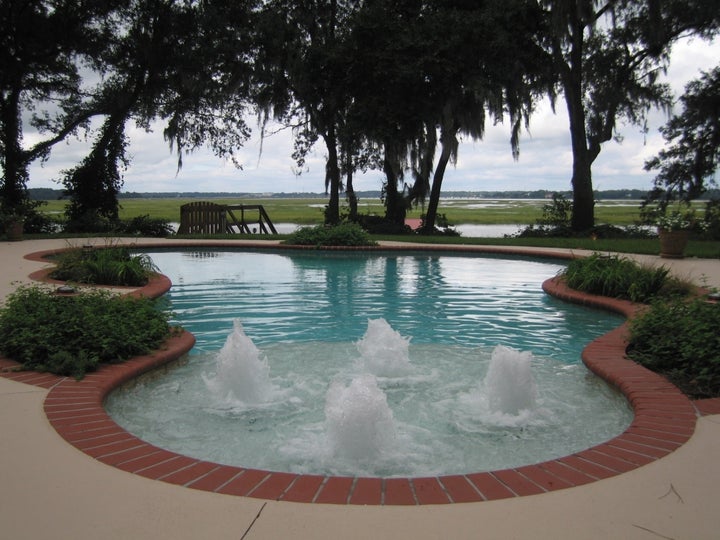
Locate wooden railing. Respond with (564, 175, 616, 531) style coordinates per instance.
(226, 204, 278, 234)
(178, 201, 278, 235)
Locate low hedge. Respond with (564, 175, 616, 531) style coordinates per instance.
(283, 222, 378, 247)
(562, 253, 692, 303)
(0, 285, 172, 379)
(628, 298, 720, 398)
(50, 245, 158, 286)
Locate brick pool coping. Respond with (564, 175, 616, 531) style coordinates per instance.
(2, 243, 718, 505)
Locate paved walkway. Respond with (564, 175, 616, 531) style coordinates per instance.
(1, 238, 719, 539)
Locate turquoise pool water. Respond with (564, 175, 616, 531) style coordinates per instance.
(148, 249, 620, 355)
(106, 249, 632, 477)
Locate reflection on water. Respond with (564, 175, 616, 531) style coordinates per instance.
(144, 250, 622, 361)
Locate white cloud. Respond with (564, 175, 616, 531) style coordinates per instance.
(26, 36, 719, 195)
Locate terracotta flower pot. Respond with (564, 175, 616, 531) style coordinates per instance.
(4, 219, 24, 241)
(658, 229, 689, 259)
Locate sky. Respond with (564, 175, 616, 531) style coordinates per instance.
(25, 36, 719, 195)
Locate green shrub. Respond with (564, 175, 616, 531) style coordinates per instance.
(417, 213, 461, 236)
(355, 214, 412, 235)
(22, 205, 61, 234)
(628, 298, 720, 398)
(539, 193, 573, 228)
(62, 213, 172, 237)
(563, 253, 691, 303)
(117, 214, 174, 237)
(701, 198, 720, 240)
(51, 245, 158, 286)
(0, 286, 172, 379)
(62, 212, 116, 234)
(283, 222, 378, 247)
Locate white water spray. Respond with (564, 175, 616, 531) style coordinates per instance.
(324, 374, 398, 461)
(204, 319, 278, 405)
(356, 318, 412, 377)
(484, 345, 538, 415)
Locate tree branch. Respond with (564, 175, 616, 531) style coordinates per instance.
(23, 108, 104, 164)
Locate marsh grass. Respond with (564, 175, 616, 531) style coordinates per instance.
(32, 198, 720, 258)
(38, 197, 658, 226)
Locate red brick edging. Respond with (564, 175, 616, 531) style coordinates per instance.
(1, 245, 715, 505)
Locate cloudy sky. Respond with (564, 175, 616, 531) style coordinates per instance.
(26, 36, 718, 195)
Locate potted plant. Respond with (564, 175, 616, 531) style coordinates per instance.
(1, 208, 25, 241)
(656, 210, 693, 259)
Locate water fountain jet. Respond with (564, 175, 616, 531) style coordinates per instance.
(484, 345, 538, 415)
(356, 318, 412, 377)
(203, 319, 278, 405)
(324, 374, 398, 461)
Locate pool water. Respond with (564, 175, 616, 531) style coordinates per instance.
(106, 249, 632, 477)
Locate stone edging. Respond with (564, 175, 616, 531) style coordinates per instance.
(0, 244, 711, 505)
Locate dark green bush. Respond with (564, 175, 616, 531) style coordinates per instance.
(0, 286, 172, 379)
(700, 198, 720, 240)
(22, 207, 61, 234)
(517, 193, 572, 237)
(117, 215, 174, 237)
(51, 246, 158, 286)
(62, 212, 116, 233)
(563, 253, 691, 303)
(63, 213, 172, 237)
(283, 222, 378, 247)
(417, 213, 461, 236)
(354, 214, 411, 235)
(628, 298, 720, 398)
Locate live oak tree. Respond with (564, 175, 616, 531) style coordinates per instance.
(62, 0, 192, 229)
(415, 0, 550, 234)
(64, 0, 256, 230)
(345, 0, 429, 225)
(542, 0, 719, 232)
(0, 0, 119, 215)
(340, 0, 550, 230)
(0, 0, 254, 231)
(253, 0, 358, 225)
(162, 1, 256, 172)
(644, 66, 720, 209)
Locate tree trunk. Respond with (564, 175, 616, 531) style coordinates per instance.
(382, 144, 407, 225)
(552, 8, 596, 233)
(324, 125, 341, 225)
(0, 89, 29, 210)
(566, 92, 595, 231)
(66, 112, 128, 223)
(570, 156, 595, 231)
(346, 167, 358, 221)
(419, 136, 453, 234)
(561, 33, 595, 232)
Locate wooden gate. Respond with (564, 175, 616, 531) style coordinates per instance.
(177, 202, 227, 234)
(178, 201, 278, 235)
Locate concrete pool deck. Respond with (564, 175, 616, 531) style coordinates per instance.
(1, 237, 720, 539)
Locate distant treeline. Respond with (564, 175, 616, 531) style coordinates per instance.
(28, 187, 720, 201)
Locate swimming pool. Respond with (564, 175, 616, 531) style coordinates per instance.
(106, 249, 632, 477)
